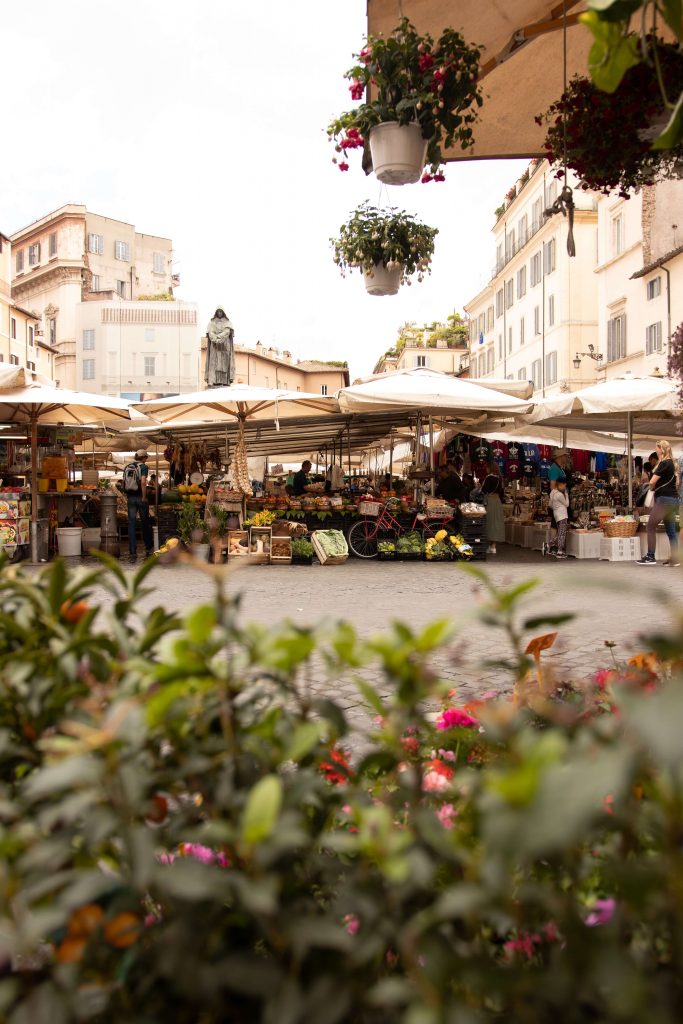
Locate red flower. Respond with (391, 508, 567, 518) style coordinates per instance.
(401, 735, 420, 756)
(421, 173, 433, 183)
(320, 747, 353, 784)
(418, 54, 434, 72)
(349, 80, 364, 101)
(436, 707, 478, 730)
(338, 162, 349, 172)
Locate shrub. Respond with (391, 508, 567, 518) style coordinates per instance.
(1, 558, 683, 1022)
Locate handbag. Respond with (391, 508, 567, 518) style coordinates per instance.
(643, 488, 655, 509)
(634, 482, 650, 508)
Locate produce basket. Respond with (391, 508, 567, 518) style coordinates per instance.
(311, 529, 348, 565)
(604, 520, 639, 538)
(377, 550, 396, 560)
(358, 501, 381, 516)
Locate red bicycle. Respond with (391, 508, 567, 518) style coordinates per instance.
(347, 501, 457, 559)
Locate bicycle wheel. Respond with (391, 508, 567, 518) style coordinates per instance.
(347, 519, 378, 558)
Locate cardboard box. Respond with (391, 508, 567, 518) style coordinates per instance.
(0, 497, 30, 519)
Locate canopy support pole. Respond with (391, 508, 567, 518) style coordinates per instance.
(429, 415, 435, 496)
(389, 429, 394, 484)
(347, 423, 351, 476)
(30, 414, 39, 564)
(155, 443, 159, 521)
(626, 412, 633, 509)
(561, 428, 567, 448)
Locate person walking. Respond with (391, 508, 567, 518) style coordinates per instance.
(548, 480, 570, 559)
(481, 463, 505, 556)
(637, 440, 679, 566)
(124, 448, 154, 561)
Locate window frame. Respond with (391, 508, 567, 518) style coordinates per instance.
(82, 358, 96, 380)
(645, 321, 662, 354)
(88, 233, 104, 255)
(115, 240, 130, 262)
(545, 350, 558, 385)
(607, 312, 627, 363)
(646, 276, 661, 300)
(82, 329, 95, 351)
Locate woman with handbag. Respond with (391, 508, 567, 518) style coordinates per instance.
(636, 440, 680, 566)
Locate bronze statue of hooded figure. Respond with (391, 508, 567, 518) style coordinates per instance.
(205, 306, 235, 387)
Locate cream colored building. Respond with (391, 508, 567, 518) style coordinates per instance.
(75, 298, 199, 399)
(10, 204, 177, 389)
(373, 322, 469, 376)
(595, 180, 683, 380)
(464, 160, 599, 396)
(200, 339, 350, 394)
(0, 232, 56, 379)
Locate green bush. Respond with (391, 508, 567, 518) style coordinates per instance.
(0, 558, 682, 1023)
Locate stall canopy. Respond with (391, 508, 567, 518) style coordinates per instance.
(337, 367, 533, 415)
(0, 379, 131, 561)
(366, 0, 590, 160)
(133, 385, 338, 426)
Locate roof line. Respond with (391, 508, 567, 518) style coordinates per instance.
(631, 243, 683, 279)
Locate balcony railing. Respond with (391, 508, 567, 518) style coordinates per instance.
(490, 217, 545, 279)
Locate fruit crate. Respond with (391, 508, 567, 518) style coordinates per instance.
(270, 536, 292, 564)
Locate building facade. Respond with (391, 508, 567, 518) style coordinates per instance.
(200, 339, 350, 393)
(10, 205, 178, 389)
(595, 180, 683, 380)
(0, 232, 55, 378)
(464, 160, 600, 397)
(75, 299, 199, 399)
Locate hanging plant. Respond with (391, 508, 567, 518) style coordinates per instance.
(331, 202, 437, 292)
(536, 40, 683, 197)
(327, 17, 483, 181)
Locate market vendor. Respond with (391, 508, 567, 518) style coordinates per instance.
(436, 462, 468, 504)
(291, 460, 312, 496)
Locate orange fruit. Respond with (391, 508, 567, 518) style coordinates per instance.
(56, 936, 86, 963)
(68, 903, 104, 938)
(104, 912, 142, 948)
(60, 600, 89, 624)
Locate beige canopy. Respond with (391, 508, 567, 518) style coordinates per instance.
(366, 0, 590, 160)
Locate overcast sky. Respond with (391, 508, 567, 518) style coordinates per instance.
(2, 0, 527, 380)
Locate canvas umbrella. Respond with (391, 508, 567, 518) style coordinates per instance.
(0, 382, 131, 562)
(134, 385, 340, 497)
(337, 368, 532, 416)
(523, 373, 682, 504)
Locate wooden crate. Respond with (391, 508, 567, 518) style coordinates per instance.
(270, 536, 292, 564)
(227, 530, 249, 558)
(249, 527, 272, 564)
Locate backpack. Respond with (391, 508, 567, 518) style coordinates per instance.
(123, 462, 141, 493)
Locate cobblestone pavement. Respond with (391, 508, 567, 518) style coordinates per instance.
(73, 542, 683, 732)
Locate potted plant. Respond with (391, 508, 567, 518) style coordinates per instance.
(177, 502, 209, 561)
(291, 537, 314, 565)
(327, 17, 483, 185)
(331, 202, 438, 296)
(536, 42, 683, 197)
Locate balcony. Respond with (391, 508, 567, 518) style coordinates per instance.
(490, 217, 545, 279)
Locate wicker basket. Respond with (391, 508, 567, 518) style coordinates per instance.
(358, 501, 380, 516)
(604, 520, 639, 538)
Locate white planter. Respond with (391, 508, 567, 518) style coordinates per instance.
(57, 527, 82, 557)
(190, 543, 210, 561)
(364, 263, 402, 297)
(369, 122, 428, 185)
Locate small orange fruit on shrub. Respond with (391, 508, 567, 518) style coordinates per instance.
(104, 913, 142, 948)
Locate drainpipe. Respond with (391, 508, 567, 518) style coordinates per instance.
(663, 263, 672, 361)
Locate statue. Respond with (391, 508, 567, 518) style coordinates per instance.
(205, 306, 235, 387)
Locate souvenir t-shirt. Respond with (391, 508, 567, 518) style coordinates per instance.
(538, 457, 552, 480)
(490, 440, 508, 475)
(537, 444, 553, 461)
(594, 452, 608, 472)
(571, 449, 590, 474)
(471, 438, 493, 482)
(521, 443, 539, 477)
(507, 441, 521, 479)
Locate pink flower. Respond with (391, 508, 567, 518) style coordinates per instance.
(504, 933, 539, 960)
(343, 914, 360, 935)
(157, 852, 175, 865)
(423, 771, 451, 793)
(585, 899, 616, 928)
(349, 80, 364, 100)
(436, 708, 478, 730)
(421, 173, 433, 183)
(594, 669, 615, 690)
(339, 162, 349, 172)
(401, 735, 419, 755)
(437, 803, 457, 829)
(178, 843, 231, 868)
(418, 54, 434, 72)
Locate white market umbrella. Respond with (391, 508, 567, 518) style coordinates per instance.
(133, 385, 340, 497)
(133, 384, 339, 425)
(337, 368, 532, 416)
(0, 383, 131, 561)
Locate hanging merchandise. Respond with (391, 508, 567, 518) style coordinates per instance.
(232, 421, 252, 496)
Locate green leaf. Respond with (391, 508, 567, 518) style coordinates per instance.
(355, 678, 385, 715)
(285, 722, 322, 762)
(661, 0, 683, 39)
(523, 613, 575, 630)
(414, 618, 454, 652)
(241, 774, 283, 844)
(185, 604, 216, 644)
(312, 698, 347, 737)
(580, 13, 640, 92)
(652, 88, 683, 149)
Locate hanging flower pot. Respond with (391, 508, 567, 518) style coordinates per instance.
(331, 202, 437, 297)
(327, 17, 483, 183)
(368, 123, 428, 186)
(364, 263, 402, 296)
(536, 41, 683, 197)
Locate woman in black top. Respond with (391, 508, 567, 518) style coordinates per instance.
(637, 440, 679, 566)
(481, 463, 505, 555)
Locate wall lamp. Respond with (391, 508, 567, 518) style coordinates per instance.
(572, 344, 603, 370)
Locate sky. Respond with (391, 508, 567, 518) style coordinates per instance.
(1, 0, 527, 381)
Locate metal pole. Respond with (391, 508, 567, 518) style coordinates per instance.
(347, 423, 351, 477)
(626, 412, 633, 508)
(30, 414, 39, 563)
(389, 429, 394, 484)
(429, 415, 435, 496)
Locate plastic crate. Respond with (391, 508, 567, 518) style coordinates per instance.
(599, 537, 639, 562)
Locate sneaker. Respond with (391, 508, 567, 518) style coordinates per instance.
(554, 552, 567, 559)
(636, 554, 656, 565)
(663, 559, 681, 567)
(487, 545, 496, 555)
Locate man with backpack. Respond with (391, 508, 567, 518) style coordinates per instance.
(123, 449, 153, 561)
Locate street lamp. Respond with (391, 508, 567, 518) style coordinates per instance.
(572, 344, 603, 370)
